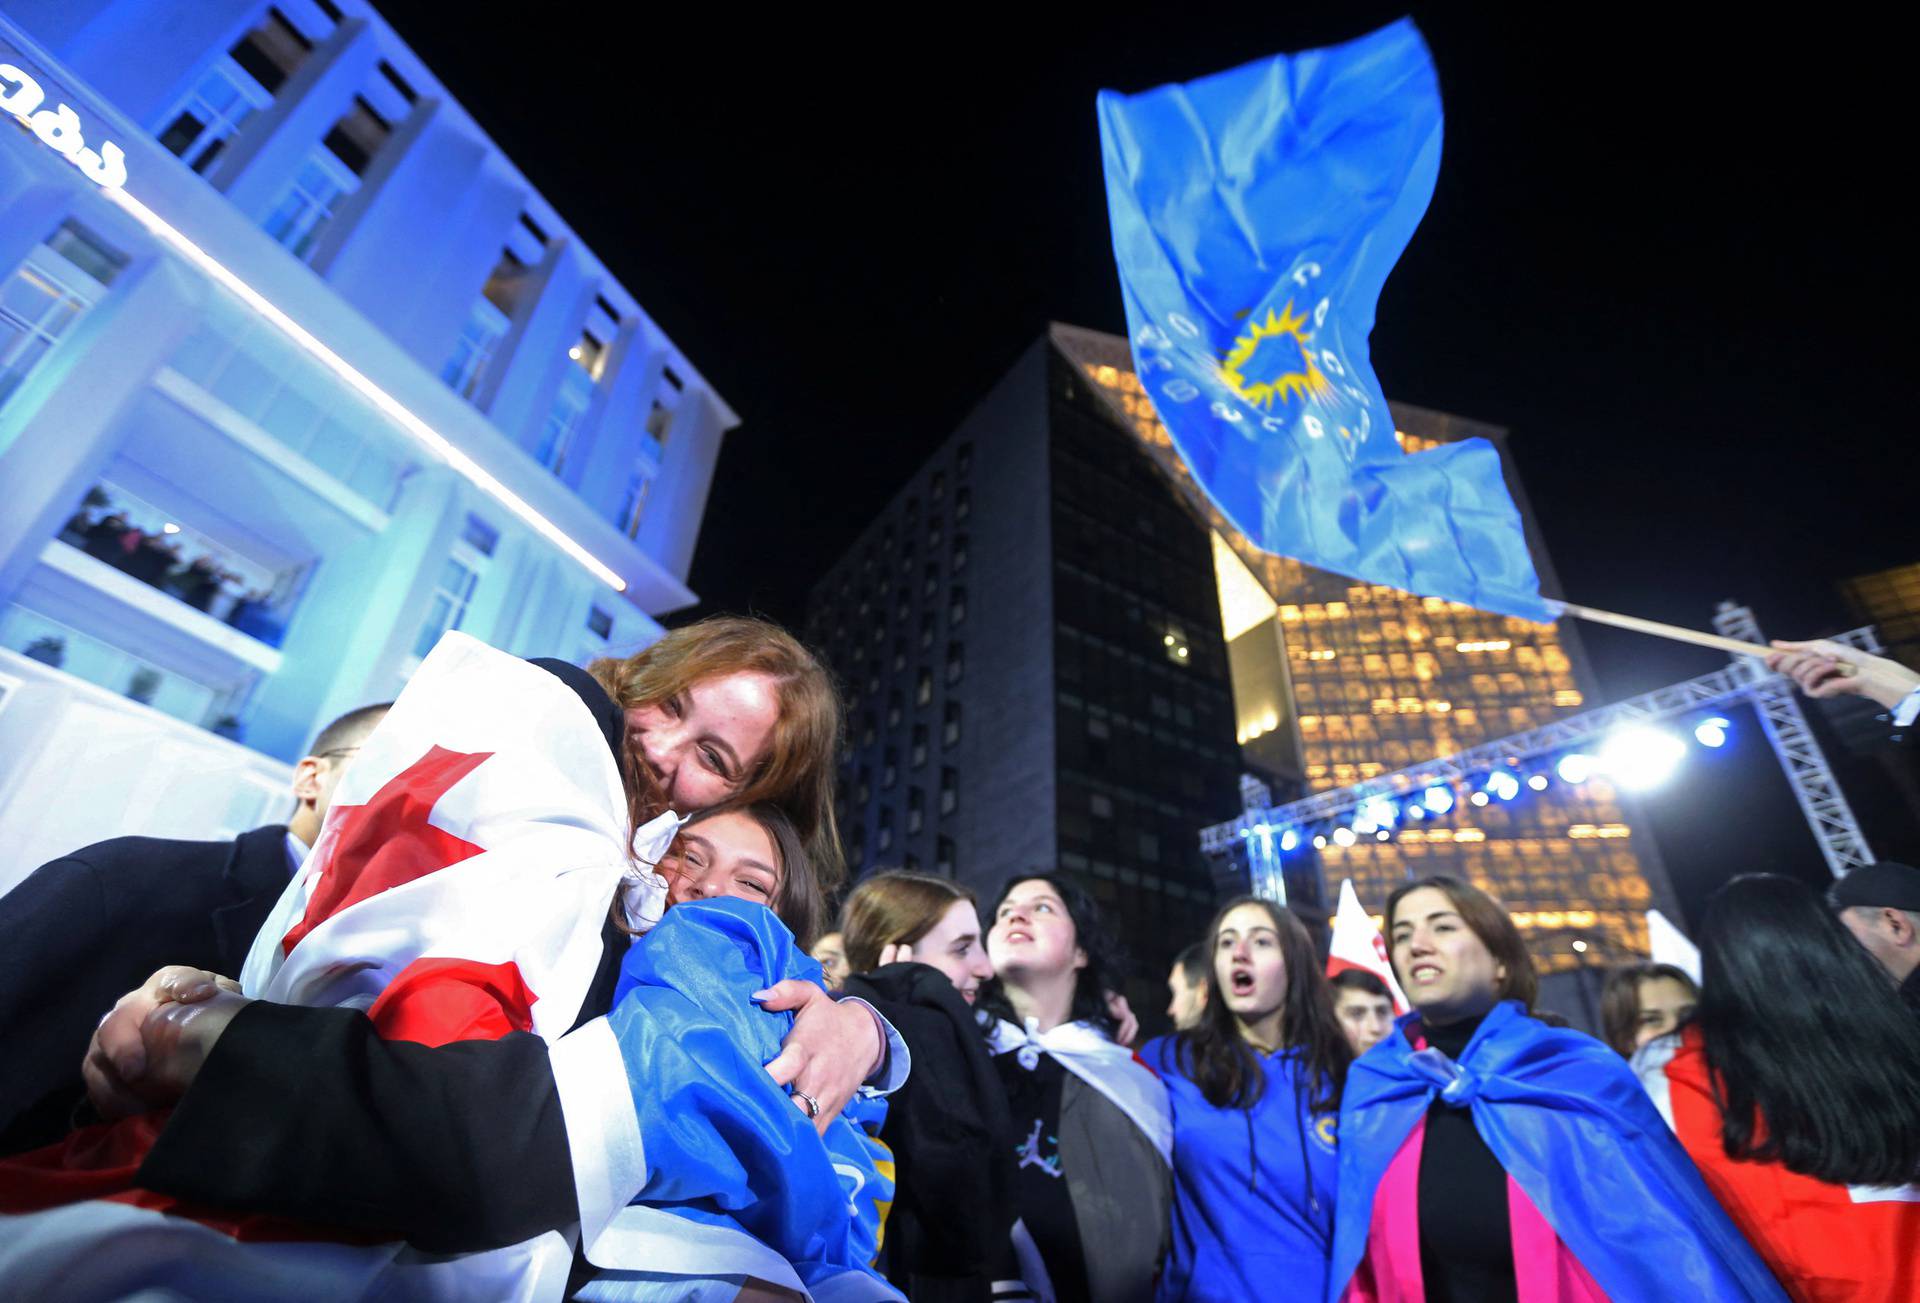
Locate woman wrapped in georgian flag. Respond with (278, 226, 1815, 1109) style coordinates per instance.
(0, 632, 898, 1301)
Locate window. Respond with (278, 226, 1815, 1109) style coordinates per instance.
(321, 95, 391, 177)
(955, 486, 971, 522)
(887, 691, 903, 728)
(883, 747, 898, 789)
(1, 221, 124, 411)
(935, 836, 956, 876)
(903, 852, 921, 872)
(923, 564, 939, 598)
(931, 470, 946, 501)
(915, 668, 933, 706)
(911, 724, 928, 768)
(943, 701, 961, 747)
(878, 807, 894, 852)
(537, 340, 601, 473)
(585, 605, 614, 639)
(929, 516, 943, 549)
(957, 442, 973, 476)
(919, 613, 934, 649)
(861, 713, 876, 747)
(440, 296, 510, 399)
(907, 788, 924, 834)
(408, 514, 495, 664)
(1090, 792, 1114, 818)
(939, 767, 958, 815)
(952, 533, 969, 571)
(950, 586, 967, 626)
(262, 146, 356, 261)
(892, 638, 907, 672)
(157, 56, 272, 175)
(229, 7, 311, 96)
(945, 642, 964, 686)
(856, 765, 871, 804)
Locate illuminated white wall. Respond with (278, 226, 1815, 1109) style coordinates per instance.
(0, 2, 735, 797)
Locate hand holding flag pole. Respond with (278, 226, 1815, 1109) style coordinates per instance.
(1550, 601, 1854, 674)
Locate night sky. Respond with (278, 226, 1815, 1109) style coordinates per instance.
(379, 4, 1916, 917)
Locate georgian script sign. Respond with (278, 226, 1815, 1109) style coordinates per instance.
(0, 60, 127, 189)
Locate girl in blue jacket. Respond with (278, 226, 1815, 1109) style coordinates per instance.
(1142, 896, 1352, 1302)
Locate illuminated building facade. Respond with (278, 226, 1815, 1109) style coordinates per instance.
(804, 335, 1239, 1003)
(0, 2, 730, 872)
(1051, 324, 1676, 979)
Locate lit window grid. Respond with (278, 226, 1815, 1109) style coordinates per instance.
(1842, 563, 1920, 666)
(1080, 359, 1661, 969)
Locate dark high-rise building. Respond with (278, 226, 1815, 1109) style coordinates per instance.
(803, 332, 1241, 998)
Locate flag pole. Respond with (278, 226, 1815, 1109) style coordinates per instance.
(1552, 601, 1855, 675)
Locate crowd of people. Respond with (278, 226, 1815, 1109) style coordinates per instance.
(56, 490, 282, 642)
(0, 615, 1916, 1301)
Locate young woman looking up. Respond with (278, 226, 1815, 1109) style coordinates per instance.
(839, 871, 1011, 1302)
(1330, 876, 1785, 1303)
(1636, 874, 1920, 1302)
(1598, 961, 1699, 1057)
(978, 874, 1170, 1303)
(1142, 897, 1351, 1303)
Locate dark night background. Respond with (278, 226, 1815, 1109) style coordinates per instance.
(381, 4, 1915, 922)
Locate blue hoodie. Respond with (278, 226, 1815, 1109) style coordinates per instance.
(1143, 1035, 1338, 1303)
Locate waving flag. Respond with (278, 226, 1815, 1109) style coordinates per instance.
(0, 633, 676, 1302)
(1326, 878, 1408, 1013)
(1098, 20, 1552, 621)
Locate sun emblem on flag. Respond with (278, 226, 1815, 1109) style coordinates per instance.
(1221, 300, 1330, 410)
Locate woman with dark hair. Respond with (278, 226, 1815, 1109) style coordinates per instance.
(838, 871, 1013, 1302)
(1331, 875, 1785, 1303)
(977, 873, 1170, 1303)
(1141, 896, 1350, 1301)
(1598, 960, 1698, 1057)
(1635, 874, 1920, 1301)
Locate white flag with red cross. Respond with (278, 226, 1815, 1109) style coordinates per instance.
(1326, 877, 1409, 1014)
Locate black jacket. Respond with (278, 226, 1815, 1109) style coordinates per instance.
(136, 917, 629, 1252)
(844, 963, 1015, 1303)
(0, 824, 294, 1154)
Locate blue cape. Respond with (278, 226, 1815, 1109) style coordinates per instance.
(1330, 1001, 1785, 1302)
(604, 899, 895, 1293)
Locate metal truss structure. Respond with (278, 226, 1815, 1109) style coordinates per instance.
(1203, 608, 1883, 885)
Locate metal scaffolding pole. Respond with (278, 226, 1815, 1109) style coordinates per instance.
(1204, 618, 1883, 881)
(1711, 604, 1877, 876)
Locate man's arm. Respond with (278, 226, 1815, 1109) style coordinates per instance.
(139, 1000, 577, 1253)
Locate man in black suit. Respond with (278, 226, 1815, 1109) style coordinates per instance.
(0, 701, 390, 1153)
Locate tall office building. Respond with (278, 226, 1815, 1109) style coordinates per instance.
(1055, 325, 1676, 980)
(804, 333, 1242, 994)
(1843, 562, 1920, 672)
(0, 2, 730, 871)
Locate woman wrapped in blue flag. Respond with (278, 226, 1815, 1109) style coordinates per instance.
(1330, 875, 1785, 1303)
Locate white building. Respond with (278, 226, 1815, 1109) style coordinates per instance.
(0, 1, 733, 871)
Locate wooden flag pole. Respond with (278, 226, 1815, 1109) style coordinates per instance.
(1553, 601, 1856, 675)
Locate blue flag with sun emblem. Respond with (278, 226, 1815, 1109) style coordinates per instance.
(1097, 20, 1553, 621)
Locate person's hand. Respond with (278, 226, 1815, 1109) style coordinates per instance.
(877, 942, 915, 967)
(83, 966, 241, 1118)
(1767, 639, 1919, 711)
(1107, 990, 1139, 1046)
(756, 980, 883, 1135)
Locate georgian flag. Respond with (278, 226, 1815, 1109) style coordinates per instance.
(1326, 878, 1408, 1013)
(0, 633, 678, 1302)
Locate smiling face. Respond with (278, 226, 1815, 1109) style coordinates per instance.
(1215, 901, 1289, 1026)
(1633, 975, 1697, 1048)
(625, 671, 781, 812)
(662, 810, 784, 911)
(915, 898, 995, 1004)
(988, 879, 1086, 983)
(1390, 885, 1506, 1026)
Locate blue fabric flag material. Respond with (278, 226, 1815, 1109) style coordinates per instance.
(1330, 1000, 1787, 1302)
(1097, 20, 1553, 621)
(603, 899, 898, 1298)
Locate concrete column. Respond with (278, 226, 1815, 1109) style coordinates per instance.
(245, 465, 462, 758)
(208, 17, 376, 223)
(635, 387, 725, 581)
(319, 100, 515, 367)
(0, 253, 204, 601)
(480, 237, 592, 453)
(14, 0, 263, 131)
(568, 318, 664, 513)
